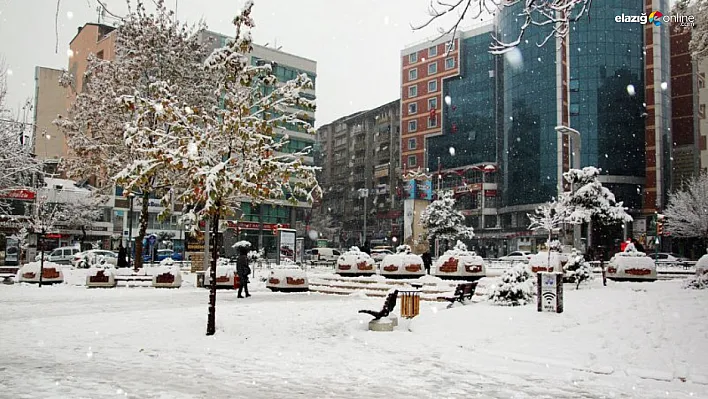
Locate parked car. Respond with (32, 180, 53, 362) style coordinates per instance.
(35, 246, 81, 264)
(73, 250, 119, 268)
(650, 252, 690, 266)
(143, 249, 183, 263)
(308, 248, 341, 265)
(499, 251, 534, 262)
(370, 248, 393, 263)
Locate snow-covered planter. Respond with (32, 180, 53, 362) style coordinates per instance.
(266, 266, 308, 292)
(433, 241, 485, 279)
(86, 267, 117, 288)
(487, 263, 535, 306)
(204, 260, 240, 289)
(528, 251, 569, 274)
(695, 254, 708, 276)
(380, 245, 425, 278)
(336, 247, 376, 276)
(152, 265, 182, 288)
(606, 250, 657, 281)
(18, 261, 64, 285)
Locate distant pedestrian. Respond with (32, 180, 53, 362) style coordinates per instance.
(236, 246, 251, 298)
(117, 243, 127, 268)
(422, 251, 432, 275)
(632, 238, 645, 253)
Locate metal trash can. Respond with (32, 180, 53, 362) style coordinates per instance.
(400, 290, 420, 319)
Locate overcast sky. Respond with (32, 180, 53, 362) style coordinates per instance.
(0, 0, 490, 127)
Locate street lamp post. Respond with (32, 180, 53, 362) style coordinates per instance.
(555, 126, 581, 249)
(127, 193, 135, 268)
(358, 188, 369, 247)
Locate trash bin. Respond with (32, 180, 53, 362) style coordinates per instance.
(400, 290, 420, 319)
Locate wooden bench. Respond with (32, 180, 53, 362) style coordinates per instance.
(437, 283, 477, 307)
(358, 290, 399, 320)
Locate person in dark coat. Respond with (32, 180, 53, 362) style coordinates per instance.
(632, 238, 645, 253)
(421, 251, 432, 275)
(117, 243, 127, 268)
(236, 246, 251, 298)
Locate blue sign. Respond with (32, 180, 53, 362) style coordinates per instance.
(404, 179, 416, 199)
(419, 180, 433, 201)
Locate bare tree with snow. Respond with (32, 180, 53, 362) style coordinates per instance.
(419, 190, 474, 249)
(528, 199, 566, 270)
(664, 172, 708, 248)
(412, 0, 593, 54)
(674, 0, 708, 60)
(131, 1, 320, 335)
(0, 60, 41, 214)
(57, 0, 215, 268)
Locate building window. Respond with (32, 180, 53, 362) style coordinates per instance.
(408, 85, 417, 98)
(408, 103, 417, 115)
(408, 138, 417, 150)
(407, 155, 417, 167)
(409, 68, 417, 81)
(429, 45, 438, 57)
(428, 62, 437, 75)
(570, 103, 580, 116)
(445, 40, 455, 52)
(408, 120, 417, 132)
(445, 57, 455, 70)
(428, 97, 437, 110)
(699, 104, 706, 119)
(409, 52, 418, 63)
(428, 116, 437, 128)
(699, 73, 706, 89)
(428, 80, 437, 93)
(570, 79, 579, 92)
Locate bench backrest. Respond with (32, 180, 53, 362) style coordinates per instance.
(463, 283, 474, 295)
(454, 284, 466, 296)
(384, 290, 399, 314)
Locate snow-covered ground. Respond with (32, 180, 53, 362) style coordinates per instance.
(1, 270, 707, 398)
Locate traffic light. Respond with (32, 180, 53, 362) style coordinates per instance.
(657, 219, 663, 236)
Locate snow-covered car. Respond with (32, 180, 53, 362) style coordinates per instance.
(499, 251, 533, 262)
(143, 249, 183, 263)
(336, 247, 376, 276)
(370, 249, 393, 263)
(73, 250, 118, 268)
(607, 251, 657, 282)
(433, 241, 485, 280)
(379, 245, 424, 278)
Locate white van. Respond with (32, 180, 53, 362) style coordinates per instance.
(309, 248, 341, 265)
(35, 246, 81, 265)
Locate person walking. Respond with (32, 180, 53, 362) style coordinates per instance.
(117, 243, 127, 268)
(236, 246, 251, 298)
(422, 251, 432, 275)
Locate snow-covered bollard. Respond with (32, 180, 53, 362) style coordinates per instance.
(380, 245, 425, 279)
(336, 247, 376, 276)
(17, 261, 64, 285)
(433, 241, 485, 280)
(266, 265, 308, 292)
(152, 264, 182, 288)
(86, 267, 117, 288)
(606, 250, 657, 282)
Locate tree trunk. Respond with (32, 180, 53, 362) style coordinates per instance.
(80, 226, 87, 251)
(39, 232, 44, 288)
(133, 191, 150, 269)
(206, 208, 220, 336)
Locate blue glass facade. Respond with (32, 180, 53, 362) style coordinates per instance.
(497, 0, 646, 210)
(427, 32, 496, 172)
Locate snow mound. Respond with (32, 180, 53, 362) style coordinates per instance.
(417, 274, 443, 284)
(487, 263, 534, 306)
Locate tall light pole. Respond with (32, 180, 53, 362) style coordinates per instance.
(127, 193, 135, 268)
(358, 188, 369, 247)
(555, 125, 581, 249)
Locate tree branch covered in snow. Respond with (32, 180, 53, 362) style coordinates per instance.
(0, 60, 42, 215)
(528, 199, 565, 248)
(664, 172, 708, 242)
(419, 191, 474, 243)
(412, 0, 593, 54)
(674, 0, 708, 60)
(559, 167, 632, 226)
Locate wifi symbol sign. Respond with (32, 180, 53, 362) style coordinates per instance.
(542, 291, 556, 303)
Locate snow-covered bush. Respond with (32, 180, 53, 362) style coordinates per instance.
(563, 249, 593, 288)
(247, 249, 265, 264)
(487, 263, 535, 306)
(683, 273, 708, 290)
(396, 244, 412, 254)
